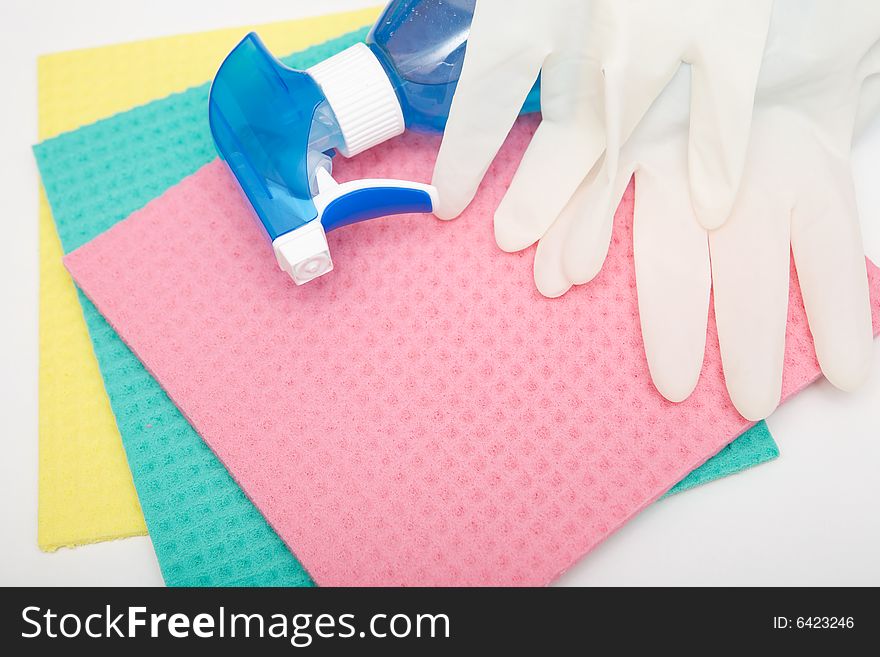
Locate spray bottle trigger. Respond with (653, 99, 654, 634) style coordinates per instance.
(316, 179, 438, 232)
(272, 176, 438, 286)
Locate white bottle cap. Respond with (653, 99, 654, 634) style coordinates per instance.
(307, 42, 406, 157)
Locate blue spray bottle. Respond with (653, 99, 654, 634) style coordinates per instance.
(209, 0, 540, 285)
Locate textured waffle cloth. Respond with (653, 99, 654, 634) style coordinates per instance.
(64, 122, 879, 585)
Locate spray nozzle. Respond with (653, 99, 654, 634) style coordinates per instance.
(209, 33, 438, 286)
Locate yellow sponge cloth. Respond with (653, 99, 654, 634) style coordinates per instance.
(37, 7, 382, 550)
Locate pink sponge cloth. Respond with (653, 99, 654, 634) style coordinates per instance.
(65, 117, 880, 585)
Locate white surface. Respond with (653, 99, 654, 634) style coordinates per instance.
(0, 0, 877, 587)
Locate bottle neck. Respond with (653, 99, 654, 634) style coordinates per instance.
(306, 43, 406, 158)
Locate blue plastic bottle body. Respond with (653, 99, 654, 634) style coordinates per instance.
(367, 0, 540, 133)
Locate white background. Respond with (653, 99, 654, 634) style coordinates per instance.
(0, 0, 877, 587)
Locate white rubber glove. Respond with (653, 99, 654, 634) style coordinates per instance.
(539, 0, 880, 419)
(535, 67, 711, 403)
(709, 1, 879, 419)
(431, 0, 772, 260)
(598, 0, 773, 231)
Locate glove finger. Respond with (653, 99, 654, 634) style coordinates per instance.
(687, 40, 765, 231)
(562, 160, 632, 285)
(494, 55, 605, 252)
(542, 55, 691, 296)
(633, 161, 711, 403)
(709, 188, 791, 421)
(534, 147, 639, 297)
(533, 197, 576, 299)
(598, 0, 771, 231)
(431, 11, 546, 221)
(791, 166, 873, 391)
(532, 160, 622, 298)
